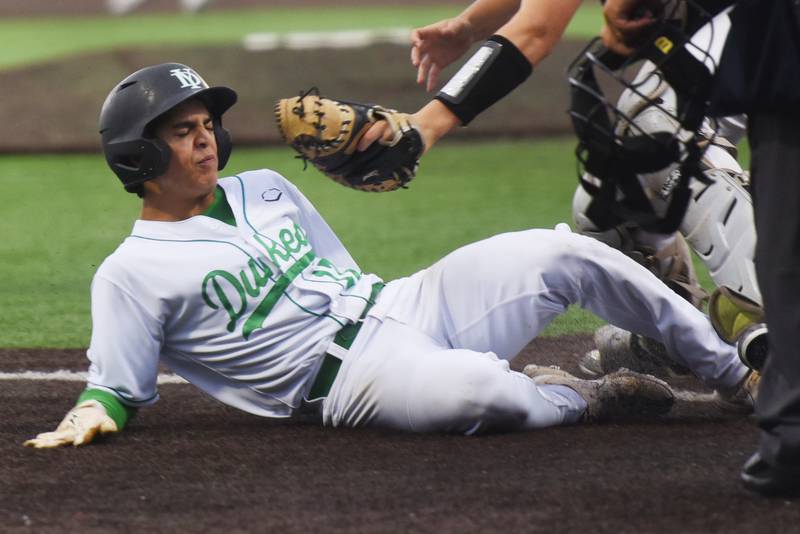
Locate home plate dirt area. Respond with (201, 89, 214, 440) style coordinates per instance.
(3, 335, 799, 532)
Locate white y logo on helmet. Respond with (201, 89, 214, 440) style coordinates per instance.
(169, 68, 206, 89)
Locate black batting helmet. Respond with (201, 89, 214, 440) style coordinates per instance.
(99, 63, 238, 192)
(566, 1, 728, 233)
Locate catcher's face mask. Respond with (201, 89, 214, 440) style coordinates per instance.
(567, 0, 732, 233)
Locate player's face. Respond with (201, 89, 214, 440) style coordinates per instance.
(153, 98, 219, 199)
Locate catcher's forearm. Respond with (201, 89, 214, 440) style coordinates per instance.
(496, 0, 582, 66)
(435, 34, 532, 125)
(456, 0, 523, 43)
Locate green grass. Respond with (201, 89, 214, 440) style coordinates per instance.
(1, 137, 618, 348)
(0, 3, 602, 69)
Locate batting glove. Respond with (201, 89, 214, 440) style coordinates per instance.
(24, 400, 118, 449)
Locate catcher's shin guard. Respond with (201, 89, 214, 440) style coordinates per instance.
(573, 48, 760, 306)
(680, 167, 761, 305)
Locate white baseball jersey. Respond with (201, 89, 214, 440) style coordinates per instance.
(87, 169, 381, 417)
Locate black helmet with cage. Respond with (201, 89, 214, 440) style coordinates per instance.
(566, 0, 732, 233)
(99, 63, 238, 193)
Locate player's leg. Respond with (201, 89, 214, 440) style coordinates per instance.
(572, 186, 704, 308)
(322, 316, 586, 433)
(389, 227, 747, 392)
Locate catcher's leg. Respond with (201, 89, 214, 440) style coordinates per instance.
(572, 148, 760, 306)
(572, 57, 762, 380)
(578, 55, 760, 304)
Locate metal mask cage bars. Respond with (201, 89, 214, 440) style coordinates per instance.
(565, 2, 721, 233)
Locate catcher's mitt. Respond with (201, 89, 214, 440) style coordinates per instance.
(274, 89, 423, 192)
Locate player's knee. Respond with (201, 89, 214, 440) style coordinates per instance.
(408, 353, 527, 434)
(524, 229, 601, 270)
(463, 371, 529, 433)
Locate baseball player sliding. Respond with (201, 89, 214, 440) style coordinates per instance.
(25, 63, 755, 448)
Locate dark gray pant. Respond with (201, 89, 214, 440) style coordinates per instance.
(750, 112, 800, 468)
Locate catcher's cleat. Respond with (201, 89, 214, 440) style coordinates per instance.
(737, 323, 769, 371)
(578, 324, 690, 379)
(718, 369, 760, 409)
(577, 349, 604, 378)
(522, 365, 675, 422)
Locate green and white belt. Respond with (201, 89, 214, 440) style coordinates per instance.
(308, 282, 385, 400)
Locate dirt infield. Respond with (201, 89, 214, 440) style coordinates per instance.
(4, 337, 800, 532)
(8, 0, 557, 153)
(0, 38, 582, 153)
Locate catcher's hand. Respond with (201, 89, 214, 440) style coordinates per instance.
(24, 400, 118, 449)
(275, 89, 424, 192)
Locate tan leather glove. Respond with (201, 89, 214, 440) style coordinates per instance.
(275, 89, 423, 192)
(24, 400, 118, 449)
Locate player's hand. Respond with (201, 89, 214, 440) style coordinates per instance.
(411, 17, 475, 92)
(357, 100, 461, 154)
(601, 0, 661, 56)
(24, 400, 118, 449)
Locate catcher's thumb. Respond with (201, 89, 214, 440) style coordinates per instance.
(357, 122, 394, 152)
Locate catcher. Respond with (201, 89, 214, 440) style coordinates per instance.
(352, 0, 766, 380)
(25, 63, 755, 448)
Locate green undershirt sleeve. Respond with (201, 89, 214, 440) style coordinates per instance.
(77, 388, 137, 430)
(77, 192, 230, 431)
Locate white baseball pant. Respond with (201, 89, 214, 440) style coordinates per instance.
(321, 228, 748, 433)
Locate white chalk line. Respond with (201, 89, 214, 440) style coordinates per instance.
(0, 370, 187, 384)
(243, 27, 411, 51)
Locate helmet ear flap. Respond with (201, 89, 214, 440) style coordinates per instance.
(214, 119, 232, 171)
(104, 137, 171, 190)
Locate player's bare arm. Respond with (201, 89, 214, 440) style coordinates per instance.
(361, 0, 582, 153)
(412, 0, 521, 92)
(495, 0, 582, 66)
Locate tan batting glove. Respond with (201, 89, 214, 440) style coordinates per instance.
(23, 400, 118, 449)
